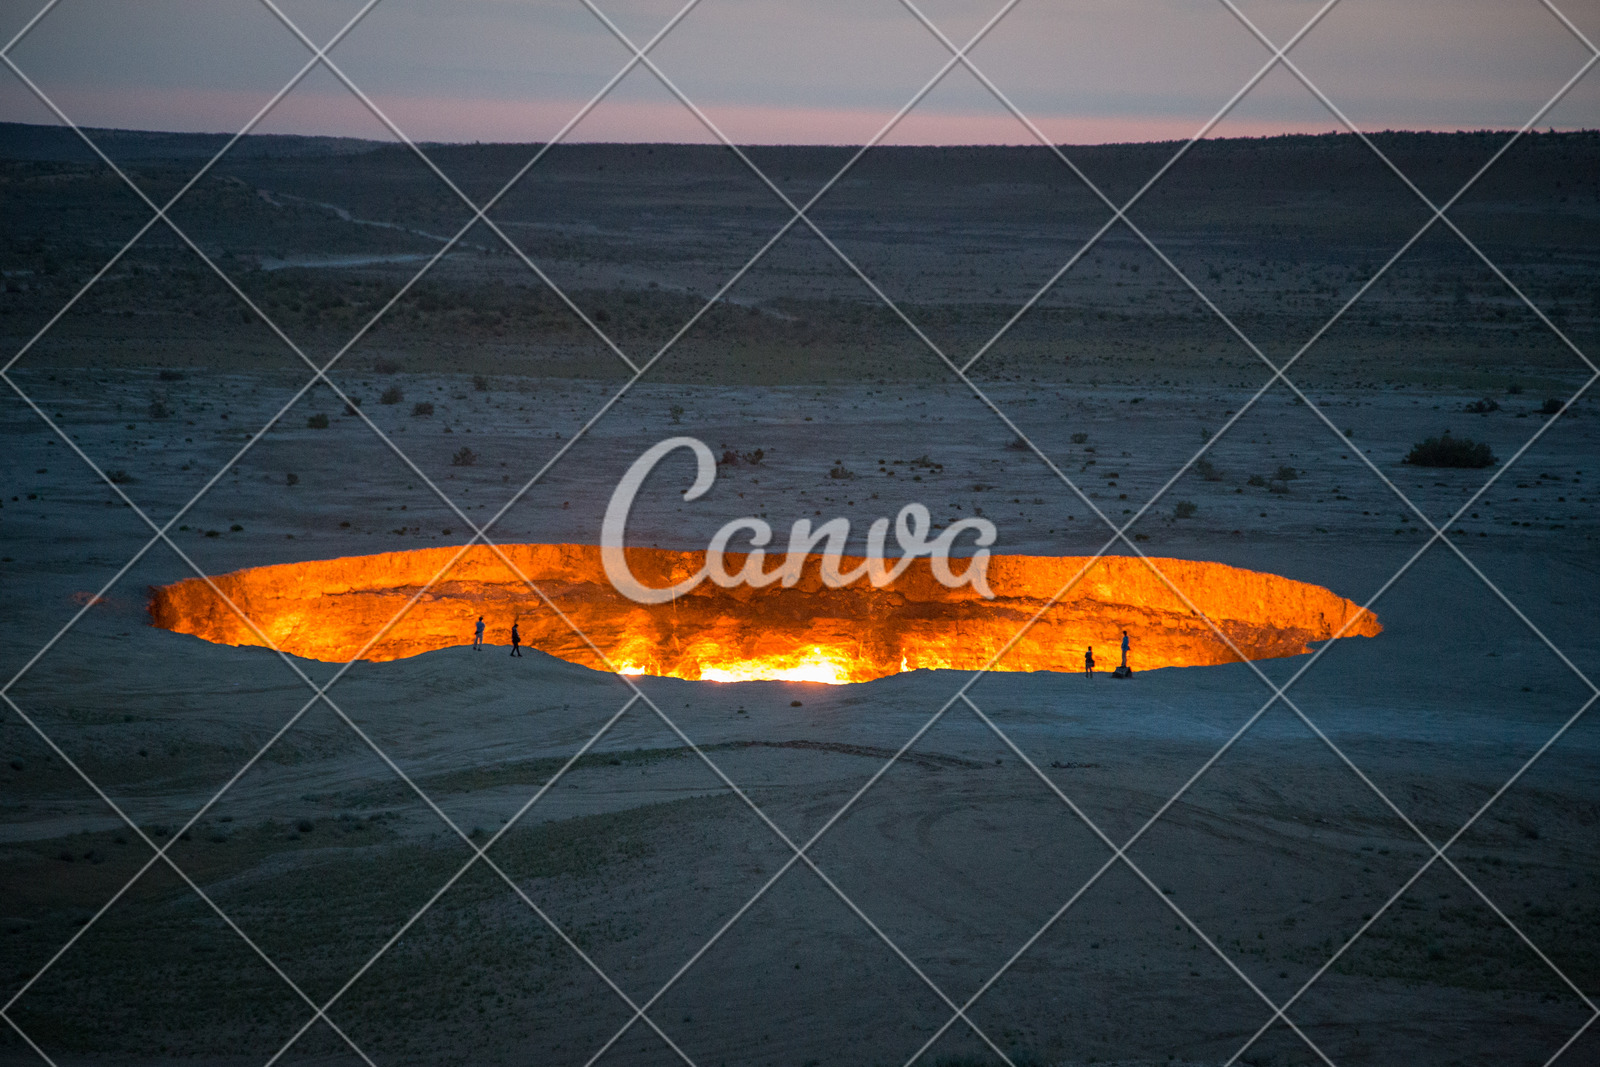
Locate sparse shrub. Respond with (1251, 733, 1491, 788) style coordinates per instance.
(1070, 432, 1089, 445)
(829, 463, 855, 480)
(1195, 458, 1223, 481)
(1005, 436, 1029, 451)
(742, 448, 764, 465)
(1174, 500, 1197, 519)
(1464, 397, 1499, 414)
(148, 399, 171, 419)
(1275, 465, 1299, 481)
(1404, 433, 1495, 468)
(473, 374, 489, 392)
(158, 368, 185, 381)
(286, 472, 299, 486)
(373, 358, 400, 374)
(1540, 397, 1563, 416)
(295, 819, 314, 834)
(669, 404, 684, 424)
(380, 385, 403, 405)
(107, 469, 133, 484)
(451, 446, 477, 467)
(1269, 480, 1290, 494)
(306, 413, 329, 429)
(412, 401, 434, 417)
(344, 398, 362, 415)
(1247, 473, 1268, 487)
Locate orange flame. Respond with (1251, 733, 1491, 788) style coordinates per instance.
(148, 545, 1380, 683)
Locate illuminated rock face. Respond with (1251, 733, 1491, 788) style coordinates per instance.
(148, 545, 1380, 683)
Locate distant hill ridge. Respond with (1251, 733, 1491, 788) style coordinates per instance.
(2, 119, 1594, 166)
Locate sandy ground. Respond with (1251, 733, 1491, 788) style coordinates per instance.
(2, 367, 1597, 1067)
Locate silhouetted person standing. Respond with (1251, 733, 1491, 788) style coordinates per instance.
(1121, 630, 1130, 670)
(1084, 646, 1094, 678)
(473, 616, 485, 651)
(509, 621, 522, 657)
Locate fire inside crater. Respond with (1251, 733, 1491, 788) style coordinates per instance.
(149, 545, 1380, 684)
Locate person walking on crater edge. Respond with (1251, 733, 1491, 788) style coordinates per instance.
(1084, 646, 1094, 678)
(509, 621, 523, 658)
(473, 616, 485, 651)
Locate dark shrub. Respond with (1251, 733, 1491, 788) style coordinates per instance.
(1195, 458, 1223, 481)
(158, 368, 185, 381)
(412, 401, 434, 417)
(148, 399, 171, 419)
(451, 446, 477, 467)
(1405, 433, 1495, 468)
(1247, 473, 1267, 487)
(1540, 397, 1563, 416)
(306, 413, 329, 429)
(473, 375, 489, 391)
(1464, 397, 1499, 414)
(1174, 500, 1197, 518)
(379, 385, 403, 405)
(1274, 465, 1298, 481)
(1070, 432, 1089, 444)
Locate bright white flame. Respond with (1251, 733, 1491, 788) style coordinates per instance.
(696, 647, 853, 684)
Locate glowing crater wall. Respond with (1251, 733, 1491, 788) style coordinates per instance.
(148, 545, 1381, 683)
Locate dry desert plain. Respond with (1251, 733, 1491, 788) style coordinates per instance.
(1, 127, 1599, 1067)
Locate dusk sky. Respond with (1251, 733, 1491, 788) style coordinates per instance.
(2, 0, 1595, 145)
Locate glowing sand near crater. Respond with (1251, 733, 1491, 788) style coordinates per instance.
(148, 544, 1380, 683)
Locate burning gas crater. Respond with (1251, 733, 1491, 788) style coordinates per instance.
(149, 545, 1379, 684)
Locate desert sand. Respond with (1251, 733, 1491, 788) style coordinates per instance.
(2, 128, 1598, 1067)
